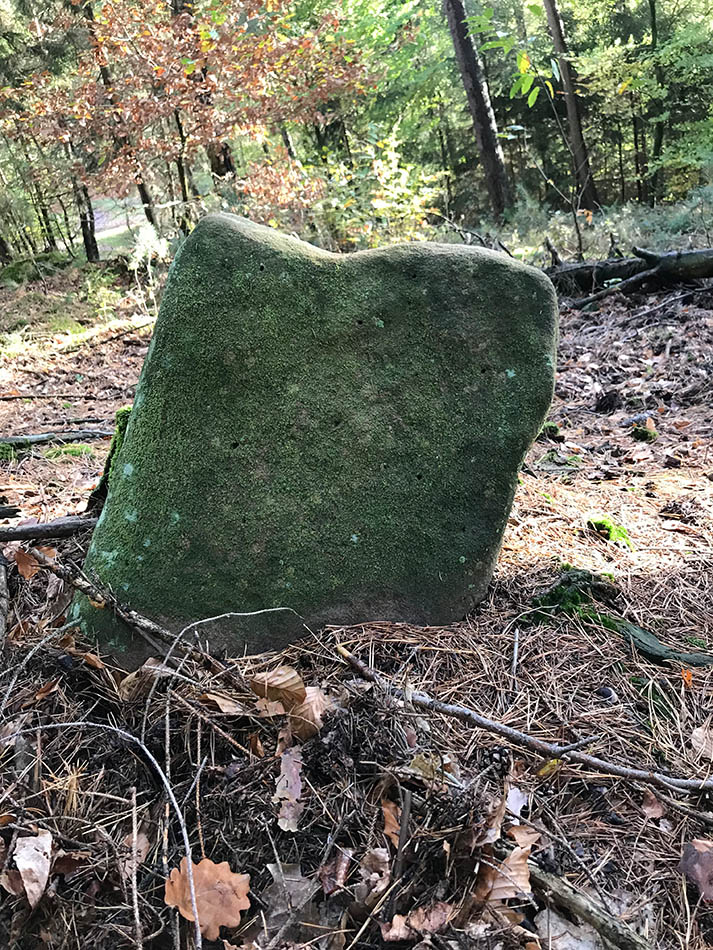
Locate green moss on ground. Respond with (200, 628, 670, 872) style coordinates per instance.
(537, 421, 564, 442)
(43, 443, 95, 459)
(0, 251, 70, 287)
(586, 516, 634, 550)
(532, 568, 713, 666)
(632, 423, 658, 442)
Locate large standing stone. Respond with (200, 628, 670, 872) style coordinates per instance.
(72, 214, 557, 666)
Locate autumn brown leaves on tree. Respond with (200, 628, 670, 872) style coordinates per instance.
(4, 0, 370, 238)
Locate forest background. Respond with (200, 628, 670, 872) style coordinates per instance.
(2, 0, 713, 272)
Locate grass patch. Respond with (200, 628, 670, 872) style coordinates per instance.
(43, 443, 95, 459)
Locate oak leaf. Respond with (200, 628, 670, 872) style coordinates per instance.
(13, 830, 53, 908)
(680, 839, 713, 900)
(250, 666, 306, 709)
(289, 686, 333, 740)
(165, 857, 250, 941)
(13, 546, 56, 580)
(381, 798, 401, 848)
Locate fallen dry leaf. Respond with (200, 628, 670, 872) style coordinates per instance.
(13, 546, 55, 580)
(319, 847, 353, 896)
(250, 666, 306, 709)
(642, 789, 666, 819)
(380, 902, 455, 942)
(407, 901, 456, 934)
(680, 839, 713, 900)
(165, 856, 250, 941)
(380, 914, 412, 942)
(13, 830, 53, 908)
(23, 679, 59, 707)
(476, 785, 509, 846)
(507, 825, 541, 849)
(691, 723, 713, 760)
(381, 798, 401, 848)
(261, 863, 318, 936)
(289, 686, 333, 740)
(117, 658, 164, 702)
(52, 850, 91, 879)
(199, 691, 246, 715)
(80, 652, 105, 670)
(274, 747, 304, 833)
(255, 697, 287, 718)
(248, 732, 265, 757)
(534, 906, 602, 949)
(120, 830, 152, 882)
(354, 848, 390, 908)
(0, 868, 24, 898)
(475, 843, 533, 903)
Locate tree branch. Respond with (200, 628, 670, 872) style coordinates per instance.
(336, 646, 713, 794)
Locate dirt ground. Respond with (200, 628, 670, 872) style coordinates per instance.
(0, 268, 712, 949)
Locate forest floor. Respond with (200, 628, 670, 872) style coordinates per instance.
(0, 263, 712, 949)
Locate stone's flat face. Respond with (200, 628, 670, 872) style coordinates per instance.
(72, 214, 558, 667)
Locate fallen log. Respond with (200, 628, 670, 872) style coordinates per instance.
(546, 255, 646, 294)
(0, 429, 113, 448)
(0, 515, 98, 541)
(546, 245, 713, 300)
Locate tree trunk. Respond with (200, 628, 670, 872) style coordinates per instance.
(0, 234, 12, 264)
(443, 0, 511, 218)
(647, 0, 665, 203)
(541, 0, 599, 209)
(206, 140, 236, 179)
(279, 123, 297, 160)
(70, 175, 99, 262)
(82, 0, 156, 227)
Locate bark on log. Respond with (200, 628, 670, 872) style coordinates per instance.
(528, 863, 650, 950)
(0, 516, 98, 541)
(546, 256, 646, 294)
(0, 429, 113, 448)
(546, 245, 713, 299)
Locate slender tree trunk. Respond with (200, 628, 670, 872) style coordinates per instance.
(82, 0, 156, 227)
(541, 0, 599, 209)
(0, 234, 12, 264)
(65, 142, 99, 263)
(279, 123, 297, 160)
(443, 0, 511, 218)
(206, 140, 236, 179)
(616, 122, 626, 202)
(437, 123, 454, 216)
(647, 0, 665, 203)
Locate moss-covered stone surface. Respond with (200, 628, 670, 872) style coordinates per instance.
(72, 214, 558, 666)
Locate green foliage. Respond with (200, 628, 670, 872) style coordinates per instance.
(587, 516, 634, 549)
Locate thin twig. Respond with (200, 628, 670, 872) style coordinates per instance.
(337, 646, 713, 795)
(130, 785, 143, 949)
